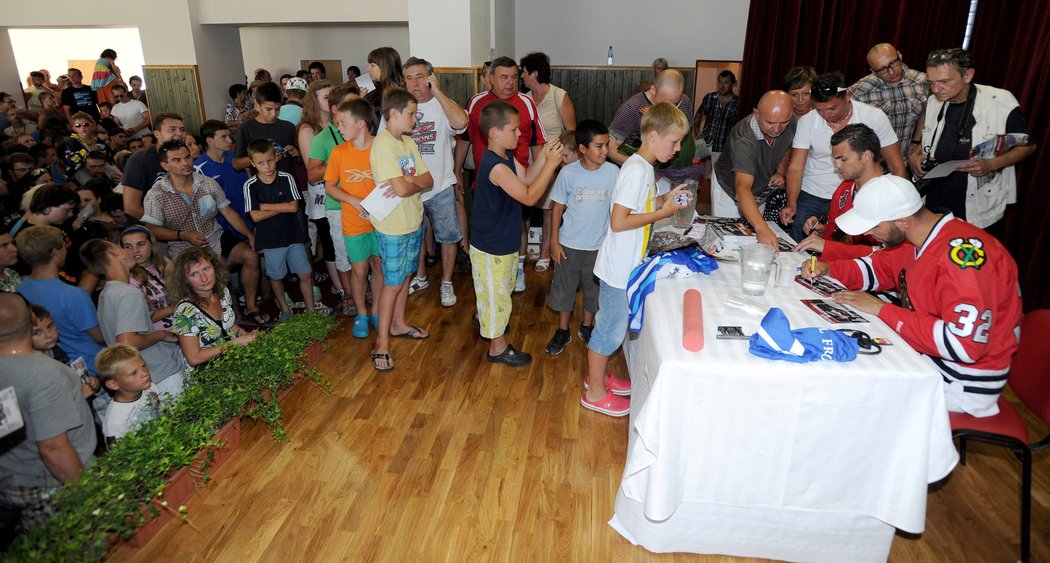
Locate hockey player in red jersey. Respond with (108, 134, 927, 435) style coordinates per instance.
(802, 175, 1022, 417)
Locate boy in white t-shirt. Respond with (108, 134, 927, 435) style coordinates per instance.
(96, 344, 160, 443)
(584, 103, 689, 417)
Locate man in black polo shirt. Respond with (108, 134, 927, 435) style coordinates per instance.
(122, 113, 186, 220)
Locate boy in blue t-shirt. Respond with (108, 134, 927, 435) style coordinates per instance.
(194, 119, 253, 238)
(544, 120, 620, 356)
(244, 140, 319, 319)
(468, 101, 562, 367)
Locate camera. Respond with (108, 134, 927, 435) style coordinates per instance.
(920, 158, 939, 173)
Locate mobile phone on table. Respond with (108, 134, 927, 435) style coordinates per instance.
(716, 326, 750, 340)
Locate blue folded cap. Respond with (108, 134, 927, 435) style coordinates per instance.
(749, 308, 859, 363)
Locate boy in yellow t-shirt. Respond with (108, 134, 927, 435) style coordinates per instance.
(367, 88, 434, 371)
(324, 99, 383, 339)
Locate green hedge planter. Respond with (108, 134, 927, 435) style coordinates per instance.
(3, 312, 337, 562)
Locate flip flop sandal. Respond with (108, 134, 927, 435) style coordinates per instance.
(392, 326, 430, 340)
(371, 351, 394, 371)
(241, 310, 272, 327)
(534, 258, 551, 272)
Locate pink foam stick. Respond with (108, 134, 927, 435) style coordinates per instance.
(683, 289, 704, 351)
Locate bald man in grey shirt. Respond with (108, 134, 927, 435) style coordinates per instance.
(712, 90, 797, 248)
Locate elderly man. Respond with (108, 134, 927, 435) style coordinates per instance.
(802, 175, 1022, 418)
(403, 57, 468, 307)
(711, 90, 796, 248)
(454, 56, 547, 292)
(0, 293, 96, 533)
(607, 69, 694, 165)
(849, 43, 929, 160)
(782, 72, 906, 242)
(908, 48, 1035, 230)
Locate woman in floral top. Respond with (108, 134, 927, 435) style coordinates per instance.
(0, 230, 19, 292)
(120, 226, 173, 330)
(166, 246, 256, 367)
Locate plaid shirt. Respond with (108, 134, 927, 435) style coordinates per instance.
(697, 92, 740, 152)
(849, 66, 928, 158)
(141, 172, 231, 257)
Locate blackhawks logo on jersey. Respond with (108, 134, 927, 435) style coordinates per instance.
(948, 237, 986, 270)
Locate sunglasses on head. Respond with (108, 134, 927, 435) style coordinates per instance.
(812, 85, 846, 97)
(927, 48, 972, 69)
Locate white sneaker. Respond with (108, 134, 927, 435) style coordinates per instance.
(514, 263, 526, 293)
(440, 281, 456, 307)
(409, 276, 429, 295)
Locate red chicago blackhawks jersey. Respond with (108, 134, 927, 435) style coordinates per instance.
(829, 214, 1022, 416)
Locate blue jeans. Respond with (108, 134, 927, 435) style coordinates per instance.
(587, 280, 629, 357)
(789, 191, 832, 243)
(422, 186, 462, 244)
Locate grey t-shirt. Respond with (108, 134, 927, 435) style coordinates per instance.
(0, 354, 96, 489)
(715, 114, 797, 199)
(98, 281, 185, 381)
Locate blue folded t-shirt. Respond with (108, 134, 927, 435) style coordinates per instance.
(749, 307, 859, 363)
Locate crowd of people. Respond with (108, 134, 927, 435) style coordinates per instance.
(0, 40, 1036, 539)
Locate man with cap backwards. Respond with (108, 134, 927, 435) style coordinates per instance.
(802, 175, 1021, 417)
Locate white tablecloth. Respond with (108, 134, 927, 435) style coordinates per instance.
(610, 250, 959, 562)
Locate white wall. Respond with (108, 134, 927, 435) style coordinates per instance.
(1, 2, 197, 65)
(514, 0, 750, 66)
(470, 0, 492, 64)
(197, 0, 408, 25)
(494, 0, 515, 60)
(407, 0, 472, 67)
(7, 28, 146, 90)
(0, 32, 23, 106)
(238, 25, 410, 82)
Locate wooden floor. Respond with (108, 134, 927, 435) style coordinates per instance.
(109, 264, 1050, 562)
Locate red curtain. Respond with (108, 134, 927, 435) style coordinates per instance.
(738, 0, 972, 113)
(968, 0, 1050, 311)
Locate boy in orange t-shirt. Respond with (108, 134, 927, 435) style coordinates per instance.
(324, 99, 383, 338)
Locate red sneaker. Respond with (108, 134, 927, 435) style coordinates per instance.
(580, 390, 630, 417)
(583, 371, 632, 396)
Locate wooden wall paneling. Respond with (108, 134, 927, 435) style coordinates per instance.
(142, 65, 204, 136)
(434, 67, 476, 107)
(547, 67, 695, 128)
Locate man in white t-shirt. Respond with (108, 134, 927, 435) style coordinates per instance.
(403, 57, 469, 308)
(110, 83, 152, 139)
(782, 72, 906, 242)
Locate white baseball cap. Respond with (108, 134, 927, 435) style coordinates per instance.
(836, 175, 923, 235)
(285, 77, 308, 92)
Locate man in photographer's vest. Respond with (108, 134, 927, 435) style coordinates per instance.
(907, 48, 1035, 232)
